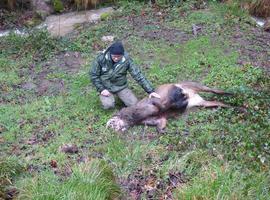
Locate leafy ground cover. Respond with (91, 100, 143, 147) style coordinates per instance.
(0, 1, 269, 199)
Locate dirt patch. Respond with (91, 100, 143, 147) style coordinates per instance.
(120, 168, 187, 200)
(26, 130, 55, 145)
(20, 51, 85, 96)
(136, 25, 191, 44)
(126, 8, 270, 73)
(0, 9, 36, 31)
(202, 21, 270, 73)
(27, 164, 45, 173)
(1, 51, 85, 104)
(128, 16, 191, 45)
(232, 26, 270, 73)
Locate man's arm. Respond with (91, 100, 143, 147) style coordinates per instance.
(90, 59, 105, 93)
(128, 58, 155, 94)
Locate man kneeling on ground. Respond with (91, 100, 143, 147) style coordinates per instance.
(90, 41, 160, 109)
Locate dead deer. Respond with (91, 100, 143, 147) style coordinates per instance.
(106, 81, 231, 133)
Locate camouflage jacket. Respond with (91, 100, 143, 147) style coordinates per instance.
(90, 51, 154, 94)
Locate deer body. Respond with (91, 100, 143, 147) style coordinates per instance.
(107, 81, 231, 132)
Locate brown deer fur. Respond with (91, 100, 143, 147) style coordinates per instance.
(106, 81, 231, 133)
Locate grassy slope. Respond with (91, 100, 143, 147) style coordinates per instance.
(0, 1, 270, 199)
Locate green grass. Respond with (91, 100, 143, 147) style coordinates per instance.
(0, 1, 269, 199)
(175, 162, 270, 200)
(16, 160, 120, 200)
(0, 157, 24, 198)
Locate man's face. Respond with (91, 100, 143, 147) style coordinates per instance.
(111, 54, 123, 63)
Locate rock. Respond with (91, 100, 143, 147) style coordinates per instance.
(41, 7, 113, 36)
(30, 0, 53, 19)
(156, 12, 162, 16)
(101, 35, 114, 42)
(59, 144, 79, 154)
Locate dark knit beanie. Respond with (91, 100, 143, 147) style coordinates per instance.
(109, 41, 124, 55)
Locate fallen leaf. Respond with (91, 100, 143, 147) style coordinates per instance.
(50, 160, 58, 168)
(87, 125, 93, 133)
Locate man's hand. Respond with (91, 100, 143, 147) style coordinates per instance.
(149, 92, 161, 99)
(101, 89, 111, 97)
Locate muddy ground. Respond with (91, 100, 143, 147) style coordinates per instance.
(18, 7, 270, 102)
(2, 4, 269, 105)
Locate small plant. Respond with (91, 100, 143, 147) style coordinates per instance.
(53, 0, 64, 12)
(100, 12, 111, 21)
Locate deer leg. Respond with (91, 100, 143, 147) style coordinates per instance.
(199, 100, 231, 108)
(187, 93, 204, 108)
(141, 116, 167, 133)
(187, 94, 230, 108)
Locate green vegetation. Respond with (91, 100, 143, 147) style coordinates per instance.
(176, 162, 270, 199)
(53, 0, 64, 12)
(17, 160, 120, 200)
(0, 1, 269, 199)
(0, 157, 24, 198)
